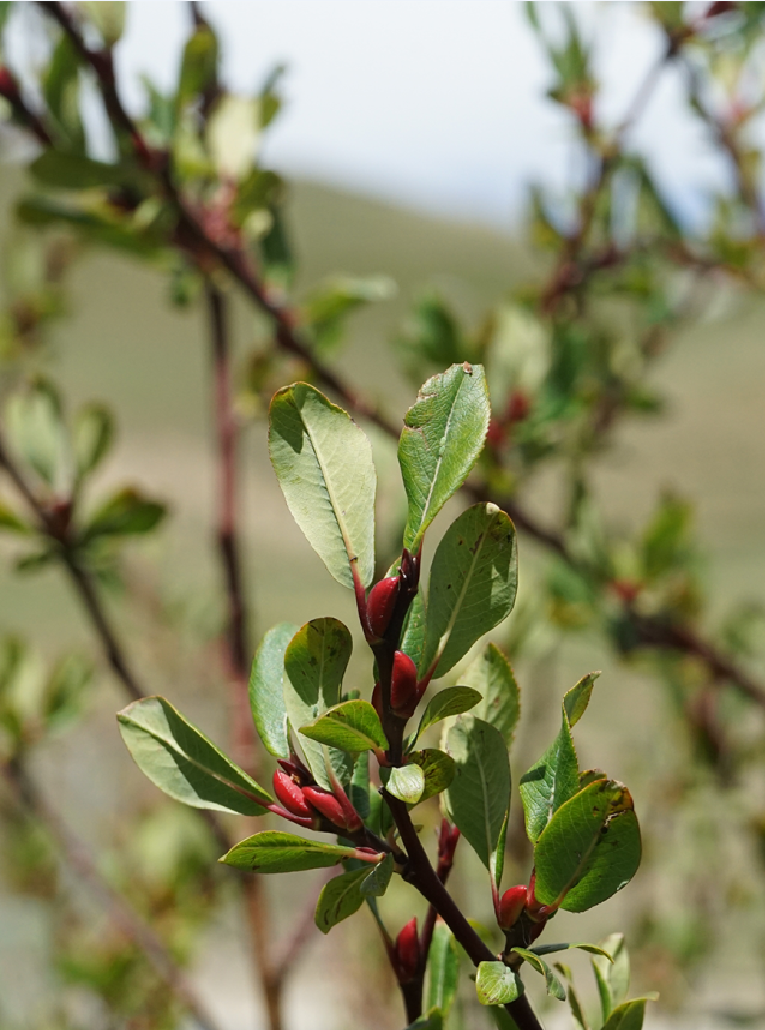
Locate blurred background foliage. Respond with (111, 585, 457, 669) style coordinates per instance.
(1, 1, 765, 1028)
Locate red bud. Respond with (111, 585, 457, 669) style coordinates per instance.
(0, 67, 19, 101)
(367, 576, 399, 638)
(506, 389, 531, 424)
(394, 917, 421, 982)
(390, 650, 418, 716)
(497, 885, 527, 930)
(272, 769, 311, 818)
(302, 786, 360, 830)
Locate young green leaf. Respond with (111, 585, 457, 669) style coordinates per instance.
(73, 403, 114, 485)
(593, 933, 630, 1018)
(387, 763, 426, 804)
(419, 504, 517, 679)
(530, 943, 612, 959)
(221, 831, 358, 873)
(519, 709, 579, 844)
(249, 622, 298, 758)
(350, 751, 371, 820)
(414, 686, 482, 741)
(315, 859, 391, 933)
(601, 997, 657, 1030)
(0, 499, 30, 535)
(30, 151, 131, 190)
(426, 920, 460, 1017)
(118, 697, 272, 816)
(80, 487, 166, 543)
(408, 749, 456, 803)
(399, 363, 490, 552)
(533, 779, 640, 910)
(300, 699, 386, 755)
(443, 716, 510, 870)
(564, 672, 599, 727)
(78, 2, 126, 46)
(462, 643, 520, 747)
(475, 961, 522, 1006)
(283, 618, 353, 788)
(6, 379, 67, 489)
(511, 948, 566, 1001)
(269, 384, 376, 589)
(400, 590, 427, 669)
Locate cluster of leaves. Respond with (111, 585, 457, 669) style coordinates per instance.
(119, 364, 646, 1028)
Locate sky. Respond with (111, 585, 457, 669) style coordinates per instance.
(10, 2, 738, 229)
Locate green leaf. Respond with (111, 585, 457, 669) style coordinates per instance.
(282, 619, 353, 788)
(350, 751, 370, 819)
(41, 34, 84, 150)
(399, 363, 490, 551)
(405, 1015, 443, 1030)
(80, 487, 166, 543)
(426, 921, 460, 1016)
(463, 644, 520, 747)
(400, 590, 426, 669)
(409, 749, 456, 803)
(6, 379, 66, 489)
(300, 699, 386, 754)
(78, 2, 126, 46)
(117, 697, 272, 816)
(73, 403, 114, 484)
(315, 862, 389, 933)
(419, 504, 518, 678)
(519, 710, 579, 844)
(533, 780, 640, 910)
(601, 997, 657, 1030)
(530, 943, 612, 959)
(561, 810, 641, 913)
(30, 151, 132, 190)
(269, 383, 376, 589)
(475, 962, 522, 1006)
(491, 805, 510, 891)
(387, 763, 426, 804)
(0, 499, 30, 535)
(511, 948, 565, 1001)
(414, 686, 482, 741)
(594, 933, 630, 1015)
(303, 275, 396, 354)
(249, 622, 298, 758)
(176, 24, 218, 110)
(563, 672, 598, 727)
(443, 716, 510, 870)
(221, 831, 357, 873)
(231, 168, 282, 225)
(42, 653, 92, 732)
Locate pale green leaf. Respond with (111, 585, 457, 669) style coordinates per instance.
(118, 697, 272, 816)
(221, 831, 357, 873)
(300, 699, 386, 754)
(283, 618, 353, 787)
(426, 921, 460, 1016)
(414, 686, 482, 741)
(602, 997, 657, 1030)
(511, 948, 566, 1001)
(387, 763, 425, 804)
(249, 622, 298, 758)
(409, 749, 456, 803)
(519, 709, 579, 844)
(399, 363, 490, 551)
(419, 504, 517, 679)
(269, 383, 376, 588)
(564, 672, 599, 727)
(315, 864, 379, 933)
(443, 716, 510, 870)
(475, 962, 522, 1006)
(463, 643, 520, 747)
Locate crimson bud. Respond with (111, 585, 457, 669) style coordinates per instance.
(390, 650, 418, 715)
(302, 786, 361, 831)
(497, 885, 527, 929)
(394, 917, 421, 982)
(272, 769, 311, 818)
(367, 576, 399, 638)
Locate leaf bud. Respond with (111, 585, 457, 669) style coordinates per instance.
(302, 786, 360, 831)
(367, 576, 399, 638)
(390, 650, 418, 716)
(394, 917, 421, 982)
(272, 769, 311, 818)
(497, 885, 527, 930)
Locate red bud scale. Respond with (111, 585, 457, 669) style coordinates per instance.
(367, 576, 399, 639)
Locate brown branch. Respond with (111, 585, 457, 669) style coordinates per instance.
(0, 65, 53, 147)
(3, 756, 225, 1030)
(385, 793, 543, 1030)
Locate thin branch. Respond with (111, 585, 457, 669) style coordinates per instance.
(3, 756, 225, 1030)
(386, 793, 543, 1030)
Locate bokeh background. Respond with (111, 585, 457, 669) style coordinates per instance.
(1, 3, 765, 1029)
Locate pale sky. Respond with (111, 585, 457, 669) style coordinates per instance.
(10, 2, 738, 228)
